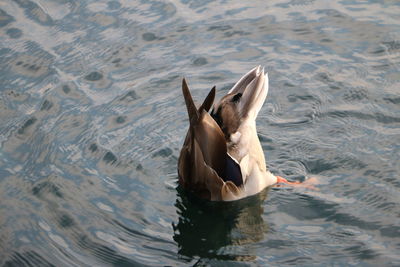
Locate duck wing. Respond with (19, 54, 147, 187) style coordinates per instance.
(178, 79, 242, 201)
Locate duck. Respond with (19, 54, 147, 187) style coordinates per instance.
(178, 66, 297, 201)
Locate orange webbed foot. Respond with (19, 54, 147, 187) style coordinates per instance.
(275, 176, 319, 190)
(276, 176, 301, 185)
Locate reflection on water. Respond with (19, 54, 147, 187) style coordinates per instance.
(1, 0, 400, 266)
(173, 187, 268, 261)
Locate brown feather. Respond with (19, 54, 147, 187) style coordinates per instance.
(200, 86, 215, 112)
(182, 78, 199, 127)
(178, 79, 241, 201)
(211, 94, 241, 140)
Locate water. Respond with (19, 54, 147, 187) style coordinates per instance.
(0, 0, 399, 266)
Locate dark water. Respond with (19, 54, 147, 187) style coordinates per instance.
(1, 0, 399, 266)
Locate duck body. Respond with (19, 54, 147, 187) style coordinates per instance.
(178, 66, 278, 201)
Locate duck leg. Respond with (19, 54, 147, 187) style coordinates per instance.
(276, 176, 319, 191)
(276, 176, 301, 185)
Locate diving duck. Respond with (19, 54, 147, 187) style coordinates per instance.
(178, 66, 296, 201)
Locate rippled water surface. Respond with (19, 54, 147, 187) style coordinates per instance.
(1, 0, 400, 266)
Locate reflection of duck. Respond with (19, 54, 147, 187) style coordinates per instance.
(178, 66, 295, 201)
(172, 187, 268, 260)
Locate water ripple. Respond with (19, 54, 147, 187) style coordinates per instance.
(1, 0, 400, 266)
